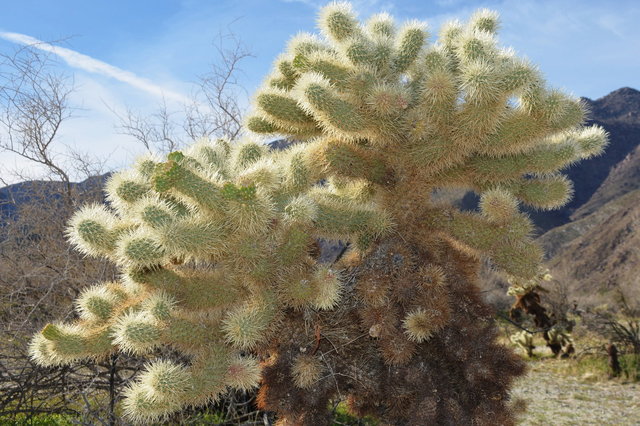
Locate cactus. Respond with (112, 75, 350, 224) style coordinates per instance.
(29, 3, 607, 425)
(547, 325, 574, 355)
(511, 330, 535, 358)
(508, 270, 576, 358)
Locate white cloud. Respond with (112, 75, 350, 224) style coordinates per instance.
(0, 43, 170, 184)
(0, 31, 206, 184)
(0, 31, 192, 105)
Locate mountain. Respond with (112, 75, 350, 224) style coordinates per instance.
(572, 143, 640, 220)
(459, 87, 640, 233)
(536, 87, 640, 253)
(0, 175, 107, 235)
(539, 189, 640, 306)
(445, 88, 640, 308)
(584, 87, 640, 122)
(568, 88, 640, 212)
(526, 87, 640, 232)
(536, 88, 640, 307)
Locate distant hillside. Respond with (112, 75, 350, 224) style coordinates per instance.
(444, 88, 640, 308)
(526, 87, 640, 231)
(572, 142, 640, 220)
(0, 175, 107, 230)
(538, 189, 640, 260)
(536, 87, 640, 307)
(570, 88, 640, 208)
(540, 189, 640, 306)
(460, 87, 640, 233)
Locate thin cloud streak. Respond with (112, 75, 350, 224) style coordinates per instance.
(0, 31, 192, 105)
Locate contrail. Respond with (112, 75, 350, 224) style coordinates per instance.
(0, 31, 192, 104)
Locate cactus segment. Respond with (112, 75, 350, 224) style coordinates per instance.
(393, 21, 428, 73)
(66, 205, 122, 257)
(297, 73, 367, 138)
(153, 154, 226, 213)
(256, 89, 318, 132)
(319, 2, 360, 42)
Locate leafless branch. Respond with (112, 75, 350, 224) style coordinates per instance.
(114, 29, 252, 154)
(0, 44, 75, 200)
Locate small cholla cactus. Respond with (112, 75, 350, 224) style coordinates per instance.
(507, 269, 574, 358)
(511, 330, 535, 358)
(30, 2, 607, 424)
(507, 268, 552, 297)
(547, 325, 575, 358)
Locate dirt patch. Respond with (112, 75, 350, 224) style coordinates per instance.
(513, 361, 640, 425)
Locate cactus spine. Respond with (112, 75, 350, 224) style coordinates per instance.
(30, 3, 607, 424)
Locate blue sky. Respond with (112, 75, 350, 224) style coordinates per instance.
(0, 0, 638, 182)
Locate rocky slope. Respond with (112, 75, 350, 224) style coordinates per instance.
(539, 189, 639, 305)
(573, 143, 640, 220)
(526, 87, 640, 232)
(535, 88, 640, 306)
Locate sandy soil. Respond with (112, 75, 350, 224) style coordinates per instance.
(512, 361, 640, 425)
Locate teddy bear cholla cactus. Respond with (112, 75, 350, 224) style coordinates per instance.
(245, 3, 606, 424)
(29, 2, 607, 424)
(511, 330, 535, 358)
